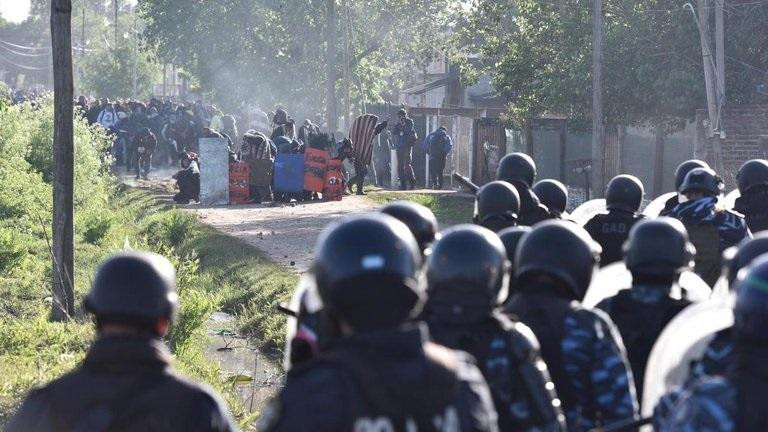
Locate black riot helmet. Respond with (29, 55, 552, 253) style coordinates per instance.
(473, 181, 520, 232)
(674, 159, 710, 190)
(380, 201, 439, 254)
(733, 255, 768, 345)
(497, 152, 537, 187)
(737, 159, 768, 194)
(533, 179, 568, 216)
(725, 232, 768, 285)
(623, 217, 696, 277)
(85, 251, 178, 324)
(679, 167, 724, 196)
(605, 174, 644, 213)
(498, 226, 532, 296)
(515, 220, 602, 301)
(312, 214, 423, 331)
(426, 225, 510, 315)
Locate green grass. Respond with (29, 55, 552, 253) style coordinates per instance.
(368, 191, 475, 227)
(176, 221, 298, 349)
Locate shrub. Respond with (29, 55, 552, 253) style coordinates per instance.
(0, 229, 26, 273)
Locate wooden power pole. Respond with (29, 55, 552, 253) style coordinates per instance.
(715, 0, 725, 110)
(591, 0, 604, 196)
(326, 0, 338, 132)
(50, 0, 75, 321)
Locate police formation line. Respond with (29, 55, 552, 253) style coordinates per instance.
(8, 154, 768, 431)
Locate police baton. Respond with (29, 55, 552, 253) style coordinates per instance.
(588, 416, 652, 432)
(452, 172, 479, 194)
(276, 303, 298, 317)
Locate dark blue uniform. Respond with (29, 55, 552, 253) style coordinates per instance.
(583, 210, 645, 267)
(6, 336, 236, 432)
(427, 312, 566, 431)
(596, 286, 690, 400)
(259, 324, 499, 432)
(506, 293, 638, 431)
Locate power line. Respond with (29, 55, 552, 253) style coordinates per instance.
(0, 52, 51, 70)
(0, 39, 50, 52)
(0, 43, 50, 57)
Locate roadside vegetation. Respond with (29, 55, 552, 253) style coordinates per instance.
(369, 191, 475, 227)
(0, 97, 293, 426)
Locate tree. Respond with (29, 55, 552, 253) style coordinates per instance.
(137, 0, 455, 117)
(454, 0, 768, 129)
(80, 44, 161, 99)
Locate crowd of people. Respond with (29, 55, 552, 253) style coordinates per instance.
(9, 148, 768, 431)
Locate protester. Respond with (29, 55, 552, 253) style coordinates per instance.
(173, 152, 200, 204)
(134, 126, 157, 180)
(392, 108, 418, 190)
(423, 126, 453, 189)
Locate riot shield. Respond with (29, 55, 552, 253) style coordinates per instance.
(583, 262, 712, 309)
(723, 189, 740, 211)
(570, 199, 607, 226)
(641, 192, 676, 218)
(640, 297, 734, 417)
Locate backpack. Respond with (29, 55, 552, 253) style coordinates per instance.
(683, 216, 723, 287)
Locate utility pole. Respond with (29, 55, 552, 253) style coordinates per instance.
(50, 0, 75, 321)
(715, 0, 725, 107)
(114, 0, 118, 48)
(692, 1, 718, 134)
(342, 0, 351, 130)
(591, 0, 604, 196)
(131, 12, 137, 99)
(326, 0, 338, 132)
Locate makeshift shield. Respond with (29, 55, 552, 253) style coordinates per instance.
(571, 199, 607, 226)
(640, 297, 734, 417)
(583, 262, 712, 309)
(642, 192, 677, 218)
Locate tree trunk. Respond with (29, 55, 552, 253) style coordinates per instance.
(51, 0, 75, 321)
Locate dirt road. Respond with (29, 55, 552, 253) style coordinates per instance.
(196, 196, 379, 273)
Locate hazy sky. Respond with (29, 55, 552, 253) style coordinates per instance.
(0, 0, 31, 24)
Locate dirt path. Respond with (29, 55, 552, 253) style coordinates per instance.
(195, 196, 379, 273)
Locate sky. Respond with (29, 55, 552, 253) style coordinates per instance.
(0, 0, 31, 24)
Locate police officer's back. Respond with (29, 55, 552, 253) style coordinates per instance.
(496, 153, 552, 226)
(498, 226, 532, 299)
(595, 218, 694, 400)
(669, 167, 750, 286)
(259, 214, 499, 431)
(583, 175, 645, 267)
(505, 221, 639, 431)
(533, 179, 568, 219)
(473, 181, 520, 233)
(734, 159, 768, 233)
(424, 225, 566, 431)
(657, 256, 768, 431)
(6, 252, 236, 432)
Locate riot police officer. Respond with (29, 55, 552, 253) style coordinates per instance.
(496, 153, 552, 226)
(533, 179, 568, 219)
(659, 159, 711, 217)
(380, 200, 439, 255)
(596, 218, 694, 400)
(498, 226, 532, 298)
(734, 159, 768, 233)
(583, 174, 646, 266)
(6, 252, 236, 432)
(505, 221, 639, 431)
(657, 256, 768, 431)
(424, 225, 566, 431)
(669, 167, 750, 286)
(690, 233, 768, 380)
(473, 181, 520, 232)
(259, 214, 499, 431)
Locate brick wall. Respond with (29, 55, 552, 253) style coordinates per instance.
(698, 105, 768, 188)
